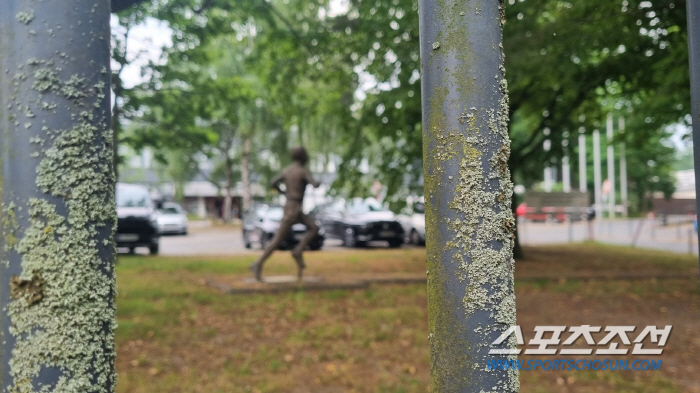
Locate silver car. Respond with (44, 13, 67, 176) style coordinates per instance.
(156, 202, 189, 235)
(398, 199, 425, 245)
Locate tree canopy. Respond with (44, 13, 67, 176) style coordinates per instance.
(112, 0, 691, 213)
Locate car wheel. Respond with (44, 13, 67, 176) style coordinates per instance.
(344, 228, 358, 248)
(309, 236, 323, 251)
(261, 233, 273, 249)
(243, 230, 252, 249)
(410, 229, 421, 245)
(149, 244, 159, 255)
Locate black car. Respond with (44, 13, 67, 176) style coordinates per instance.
(312, 198, 404, 248)
(242, 204, 324, 251)
(116, 183, 160, 255)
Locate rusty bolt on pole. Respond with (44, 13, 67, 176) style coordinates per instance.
(0, 1, 116, 391)
(418, 0, 518, 391)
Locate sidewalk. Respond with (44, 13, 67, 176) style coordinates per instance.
(518, 218, 699, 255)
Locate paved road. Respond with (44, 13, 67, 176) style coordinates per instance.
(125, 218, 699, 256)
(518, 217, 699, 255)
(155, 223, 352, 256)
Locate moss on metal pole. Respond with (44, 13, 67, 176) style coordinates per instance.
(0, 1, 116, 391)
(418, 0, 518, 391)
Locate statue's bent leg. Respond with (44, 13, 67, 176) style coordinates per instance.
(292, 213, 319, 279)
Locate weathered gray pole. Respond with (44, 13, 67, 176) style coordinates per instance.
(618, 117, 628, 217)
(578, 126, 587, 193)
(562, 131, 571, 193)
(0, 1, 116, 392)
(687, 0, 700, 273)
(418, 0, 518, 391)
(606, 114, 615, 219)
(593, 129, 602, 218)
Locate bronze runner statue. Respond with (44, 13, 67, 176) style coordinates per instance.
(249, 146, 320, 282)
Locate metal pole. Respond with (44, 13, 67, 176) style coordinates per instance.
(690, 228, 695, 255)
(0, 1, 116, 391)
(562, 156, 570, 193)
(578, 127, 587, 193)
(593, 129, 602, 218)
(686, 0, 700, 272)
(562, 132, 571, 193)
(543, 129, 552, 192)
(419, 0, 518, 390)
(618, 117, 628, 217)
(606, 113, 616, 219)
(631, 219, 645, 248)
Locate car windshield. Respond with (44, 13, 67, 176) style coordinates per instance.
(116, 186, 150, 208)
(260, 206, 284, 221)
(347, 199, 388, 215)
(160, 206, 181, 215)
(314, 200, 344, 215)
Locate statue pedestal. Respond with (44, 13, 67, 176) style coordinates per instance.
(205, 273, 426, 294)
(241, 275, 324, 284)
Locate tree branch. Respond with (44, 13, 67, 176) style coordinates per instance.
(259, 0, 317, 55)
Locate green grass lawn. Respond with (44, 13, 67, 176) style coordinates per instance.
(114, 245, 700, 393)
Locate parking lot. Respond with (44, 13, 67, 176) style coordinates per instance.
(120, 217, 700, 256)
(130, 221, 410, 256)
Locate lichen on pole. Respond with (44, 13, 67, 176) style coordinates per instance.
(0, 1, 116, 392)
(418, 0, 518, 391)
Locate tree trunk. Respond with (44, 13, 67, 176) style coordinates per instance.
(110, 26, 129, 181)
(223, 158, 233, 223)
(241, 131, 252, 211)
(174, 180, 185, 204)
(297, 119, 304, 146)
(0, 1, 116, 390)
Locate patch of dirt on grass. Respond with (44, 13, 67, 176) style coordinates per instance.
(516, 244, 698, 279)
(117, 284, 430, 392)
(516, 277, 700, 392)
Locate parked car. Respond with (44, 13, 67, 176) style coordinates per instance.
(156, 202, 189, 235)
(242, 204, 325, 251)
(398, 199, 426, 245)
(116, 183, 160, 255)
(312, 198, 404, 248)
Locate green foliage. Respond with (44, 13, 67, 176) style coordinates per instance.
(504, 0, 687, 203)
(673, 148, 695, 171)
(113, 0, 690, 205)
